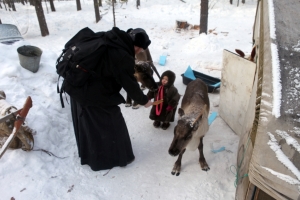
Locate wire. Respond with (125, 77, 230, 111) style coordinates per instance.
(230, 135, 251, 187)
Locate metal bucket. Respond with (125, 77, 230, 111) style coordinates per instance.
(17, 45, 42, 73)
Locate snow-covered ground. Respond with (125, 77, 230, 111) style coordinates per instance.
(0, 0, 257, 199)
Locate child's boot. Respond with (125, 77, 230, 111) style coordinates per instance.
(161, 122, 170, 130)
(153, 120, 161, 128)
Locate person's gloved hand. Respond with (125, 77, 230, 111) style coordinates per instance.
(166, 105, 173, 111)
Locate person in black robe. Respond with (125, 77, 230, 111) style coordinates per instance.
(71, 27, 153, 171)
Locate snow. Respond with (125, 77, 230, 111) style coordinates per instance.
(262, 167, 300, 185)
(267, 0, 282, 118)
(268, 0, 276, 40)
(293, 40, 300, 52)
(0, 0, 257, 199)
(267, 132, 300, 181)
(276, 130, 300, 153)
(271, 42, 281, 118)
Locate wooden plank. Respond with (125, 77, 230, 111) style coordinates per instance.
(219, 50, 256, 136)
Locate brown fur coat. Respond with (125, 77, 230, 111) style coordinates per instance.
(148, 70, 180, 122)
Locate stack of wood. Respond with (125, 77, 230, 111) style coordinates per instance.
(175, 20, 200, 31)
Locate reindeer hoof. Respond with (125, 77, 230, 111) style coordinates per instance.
(202, 166, 210, 171)
(171, 167, 181, 176)
(171, 171, 180, 176)
(125, 103, 132, 107)
(132, 104, 140, 109)
(200, 161, 210, 171)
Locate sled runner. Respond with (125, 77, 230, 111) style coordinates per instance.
(0, 96, 32, 159)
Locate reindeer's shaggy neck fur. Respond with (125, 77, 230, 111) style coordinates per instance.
(184, 106, 209, 151)
(178, 85, 210, 151)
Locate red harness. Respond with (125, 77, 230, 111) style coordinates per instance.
(156, 85, 164, 115)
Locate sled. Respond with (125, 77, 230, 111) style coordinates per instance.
(181, 67, 221, 93)
(0, 96, 32, 159)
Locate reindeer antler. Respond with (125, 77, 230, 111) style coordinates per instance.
(192, 104, 207, 126)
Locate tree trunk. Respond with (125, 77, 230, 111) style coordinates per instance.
(3, 1, 7, 11)
(35, 0, 49, 36)
(8, 0, 16, 11)
(242, 0, 245, 3)
(112, 0, 116, 26)
(199, 0, 208, 34)
(230, 0, 233, 4)
(136, 0, 140, 9)
(5, 0, 11, 10)
(93, 0, 101, 23)
(49, 0, 55, 11)
(76, 0, 81, 11)
(0, 19, 2, 24)
(11, 0, 16, 10)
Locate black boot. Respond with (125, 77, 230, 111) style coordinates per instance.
(161, 122, 170, 130)
(153, 120, 161, 128)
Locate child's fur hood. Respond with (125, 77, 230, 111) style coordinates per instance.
(160, 70, 176, 88)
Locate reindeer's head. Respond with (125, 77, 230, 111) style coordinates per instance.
(168, 105, 208, 156)
(134, 61, 158, 92)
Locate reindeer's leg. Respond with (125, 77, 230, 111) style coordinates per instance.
(132, 100, 140, 109)
(132, 89, 143, 109)
(198, 137, 210, 171)
(140, 84, 146, 90)
(171, 149, 186, 176)
(125, 94, 132, 107)
(126, 94, 140, 109)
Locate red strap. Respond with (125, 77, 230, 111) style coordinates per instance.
(156, 85, 164, 115)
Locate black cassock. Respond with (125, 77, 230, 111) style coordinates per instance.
(71, 98, 135, 171)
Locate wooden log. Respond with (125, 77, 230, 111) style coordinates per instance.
(192, 25, 200, 30)
(176, 20, 189, 29)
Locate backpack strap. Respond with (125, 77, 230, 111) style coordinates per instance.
(56, 49, 66, 66)
(57, 76, 65, 108)
(56, 49, 68, 108)
(149, 62, 161, 79)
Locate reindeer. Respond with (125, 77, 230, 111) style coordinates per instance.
(168, 79, 210, 176)
(125, 61, 158, 109)
(235, 45, 256, 62)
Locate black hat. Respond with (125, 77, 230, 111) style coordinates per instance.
(127, 28, 151, 50)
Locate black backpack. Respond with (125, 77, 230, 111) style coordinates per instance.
(56, 27, 108, 108)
